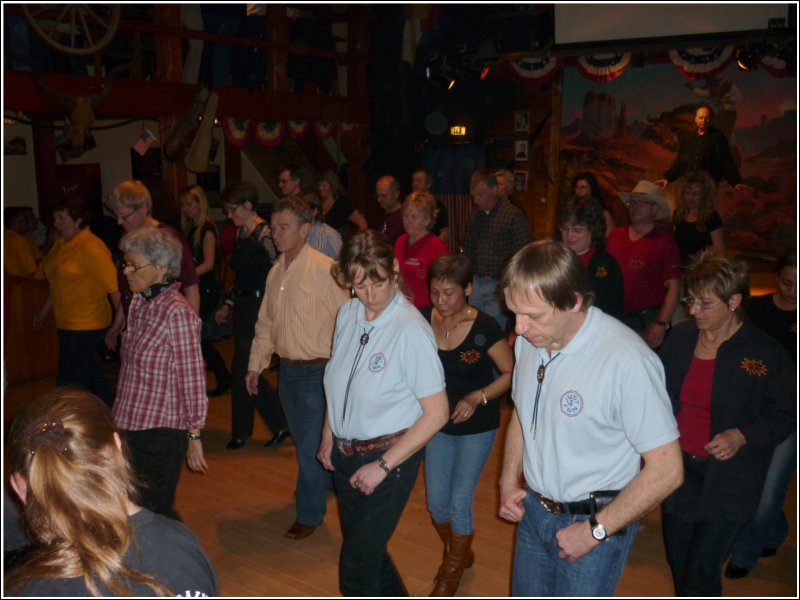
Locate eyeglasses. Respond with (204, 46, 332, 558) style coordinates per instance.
(626, 199, 655, 209)
(681, 296, 723, 311)
(121, 261, 154, 273)
(223, 204, 247, 216)
(559, 225, 589, 236)
(115, 208, 139, 222)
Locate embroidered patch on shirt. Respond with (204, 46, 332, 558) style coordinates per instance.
(460, 349, 481, 364)
(474, 333, 487, 347)
(629, 259, 645, 270)
(740, 357, 768, 376)
(560, 390, 584, 417)
(595, 265, 608, 278)
(369, 352, 387, 372)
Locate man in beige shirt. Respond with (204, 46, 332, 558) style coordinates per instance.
(247, 196, 349, 540)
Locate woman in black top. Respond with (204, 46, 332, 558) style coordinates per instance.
(672, 171, 725, 266)
(421, 254, 514, 596)
(318, 169, 367, 241)
(180, 185, 231, 396)
(214, 181, 288, 450)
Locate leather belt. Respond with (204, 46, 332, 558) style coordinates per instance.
(533, 491, 594, 516)
(236, 289, 263, 299)
(335, 429, 408, 456)
(282, 357, 328, 368)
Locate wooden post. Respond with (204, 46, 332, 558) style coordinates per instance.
(153, 4, 186, 222)
(32, 122, 58, 218)
(267, 5, 289, 92)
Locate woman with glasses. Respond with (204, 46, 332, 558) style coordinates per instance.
(180, 184, 231, 397)
(659, 249, 794, 596)
(113, 227, 209, 519)
(558, 196, 624, 319)
(33, 195, 120, 407)
(214, 181, 288, 450)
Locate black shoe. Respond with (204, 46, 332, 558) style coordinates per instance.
(208, 380, 231, 397)
(264, 429, 290, 448)
(724, 562, 750, 579)
(226, 437, 246, 450)
(761, 546, 778, 558)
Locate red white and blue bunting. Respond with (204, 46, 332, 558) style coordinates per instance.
(576, 53, 631, 82)
(222, 117, 252, 147)
(510, 56, 563, 84)
(221, 119, 357, 148)
(254, 121, 284, 148)
(668, 47, 734, 80)
(759, 44, 794, 78)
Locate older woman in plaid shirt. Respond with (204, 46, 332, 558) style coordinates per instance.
(113, 227, 208, 520)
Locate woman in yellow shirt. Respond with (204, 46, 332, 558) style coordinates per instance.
(34, 196, 120, 407)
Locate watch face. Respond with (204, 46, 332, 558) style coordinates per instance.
(592, 524, 607, 540)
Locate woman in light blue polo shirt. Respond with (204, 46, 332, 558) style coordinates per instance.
(319, 230, 449, 596)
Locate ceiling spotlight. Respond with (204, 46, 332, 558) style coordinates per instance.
(736, 44, 765, 71)
(480, 65, 491, 80)
(448, 79, 456, 91)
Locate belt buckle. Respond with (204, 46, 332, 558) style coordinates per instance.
(537, 493, 561, 515)
(335, 439, 353, 456)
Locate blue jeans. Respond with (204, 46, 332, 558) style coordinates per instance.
(57, 328, 114, 407)
(333, 445, 423, 596)
(729, 431, 797, 569)
(512, 488, 638, 596)
(425, 430, 496, 534)
(470, 275, 507, 331)
(279, 360, 331, 526)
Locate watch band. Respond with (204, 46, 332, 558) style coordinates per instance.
(481, 389, 488, 406)
(378, 457, 391, 474)
(186, 431, 202, 441)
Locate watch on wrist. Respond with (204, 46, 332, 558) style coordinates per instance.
(589, 515, 608, 543)
(186, 431, 202, 441)
(655, 319, 671, 331)
(481, 389, 488, 406)
(378, 457, 391, 474)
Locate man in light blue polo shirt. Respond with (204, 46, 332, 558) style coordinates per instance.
(498, 239, 683, 597)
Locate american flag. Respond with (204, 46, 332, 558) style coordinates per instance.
(132, 129, 156, 156)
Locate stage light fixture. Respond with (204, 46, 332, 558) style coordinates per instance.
(736, 44, 765, 71)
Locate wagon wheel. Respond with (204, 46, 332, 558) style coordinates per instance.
(22, 4, 121, 56)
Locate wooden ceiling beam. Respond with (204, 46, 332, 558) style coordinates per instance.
(4, 70, 368, 122)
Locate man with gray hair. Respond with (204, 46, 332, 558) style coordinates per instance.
(105, 179, 200, 350)
(247, 196, 349, 540)
(499, 239, 682, 597)
(463, 169, 531, 330)
(375, 175, 404, 244)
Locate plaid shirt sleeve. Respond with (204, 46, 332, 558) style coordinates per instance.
(167, 301, 208, 430)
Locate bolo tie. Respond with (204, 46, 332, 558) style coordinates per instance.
(531, 352, 561, 439)
(341, 326, 374, 426)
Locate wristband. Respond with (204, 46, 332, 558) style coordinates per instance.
(481, 389, 488, 406)
(378, 457, 391, 474)
(186, 432, 202, 441)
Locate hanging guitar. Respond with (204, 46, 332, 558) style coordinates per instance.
(163, 87, 209, 163)
(184, 91, 219, 174)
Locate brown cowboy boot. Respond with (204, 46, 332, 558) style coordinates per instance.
(432, 521, 475, 569)
(430, 532, 474, 596)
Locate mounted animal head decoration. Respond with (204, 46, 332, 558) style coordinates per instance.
(34, 62, 131, 153)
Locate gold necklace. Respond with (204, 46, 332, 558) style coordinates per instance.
(442, 307, 472, 339)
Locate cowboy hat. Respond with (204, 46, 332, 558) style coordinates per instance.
(618, 180, 672, 220)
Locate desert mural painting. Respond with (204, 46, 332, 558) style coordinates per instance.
(559, 60, 796, 257)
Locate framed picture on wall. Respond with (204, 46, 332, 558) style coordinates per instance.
(514, 140, 529, 161)
(515, 111, 529, 132)
(513, 170, 528, 193)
